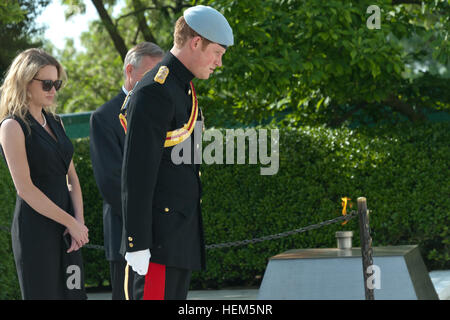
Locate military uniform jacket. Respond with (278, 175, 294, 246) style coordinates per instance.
(120, 52, 205, 271)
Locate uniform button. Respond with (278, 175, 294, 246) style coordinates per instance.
(128, 237, 133, 241)
(199, 171, 202, 177)
(164, 207, 170, 213)
(129, 243, 134, 248)
(200, 199, 203, 204)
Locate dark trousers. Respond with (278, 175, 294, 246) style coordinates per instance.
(131, 262, 191, 300)
(110, 259, 134, 300)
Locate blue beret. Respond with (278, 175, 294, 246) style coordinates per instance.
(184, 5, 234, 47)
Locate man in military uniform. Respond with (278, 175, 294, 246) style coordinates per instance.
(120, 5, 234, 300)
(90, 42, 163, 299)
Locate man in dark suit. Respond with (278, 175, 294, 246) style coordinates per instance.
(121, 5, 234, 300)
(90, 42, 163, 300)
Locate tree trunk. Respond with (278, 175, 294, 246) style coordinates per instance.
(91, 0, 128, 61)
(131, 0, 157, 43)
(385, 95, 426, 122)
(329, 103, 365, 127)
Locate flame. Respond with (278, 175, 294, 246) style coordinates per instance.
(341, 197, 352, 225)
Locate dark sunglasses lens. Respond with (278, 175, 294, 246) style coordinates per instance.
(41, 80, 62, 91)
(42, 80, 53, 91)
(54, 80, 62, 91)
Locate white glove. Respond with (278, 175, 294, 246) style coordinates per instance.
(125, 249, 151, 276)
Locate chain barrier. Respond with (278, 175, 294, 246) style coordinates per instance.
(0, 211, 358, 251)
(206, 211, 357, 249)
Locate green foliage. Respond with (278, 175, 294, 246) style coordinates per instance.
(70, 139, 110, 288)
(48, 0, 449, 127)
(2, 0, 447, 126)
(0, 1, 25, 25)
(0, 230, 20, 299)
(55, 36, 123, 113)
(0, 0, 50, 81)
(199, 0, 450, 127)
(0, 169, 20, 299)
(54, 0, 187, 114)
(1, 123, 448, 297)
(193, 122, 450, 288)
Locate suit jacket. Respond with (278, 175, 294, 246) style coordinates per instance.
(121, 52, 205, 270)
(90, 90, 126, 261)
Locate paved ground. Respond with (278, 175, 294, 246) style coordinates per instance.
(88, 288, 258, 300)
(88, 270, 450, 300)
(430, 270, 450, 300)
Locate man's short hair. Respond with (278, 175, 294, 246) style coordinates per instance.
(123, 42, 164, 78)
(173, 16, 212, 50)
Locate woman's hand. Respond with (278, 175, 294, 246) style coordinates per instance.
(66, 218, 89, 250)
(63, 229, 82, 253)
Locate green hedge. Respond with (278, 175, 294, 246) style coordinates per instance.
(1, 123, 449, 298)
(0, 157, 20, 299)
(195, 122, 450, 288)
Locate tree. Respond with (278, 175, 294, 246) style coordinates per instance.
(54, 28, 124, 113)
(55, 0, 194, 113)
(0, 0, 50, 80)
(62, 0, 192, 61)
(55, 0, 449, 128)
(198, 0, 449, 127)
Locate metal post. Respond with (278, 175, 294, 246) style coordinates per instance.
(358, 197, 374, 300)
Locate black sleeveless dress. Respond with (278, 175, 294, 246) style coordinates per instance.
(0, 110, 86, 300)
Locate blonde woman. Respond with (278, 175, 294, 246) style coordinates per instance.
(0, 48, 89, 299)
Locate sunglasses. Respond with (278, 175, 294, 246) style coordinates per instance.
(33, 78, 63, 91)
